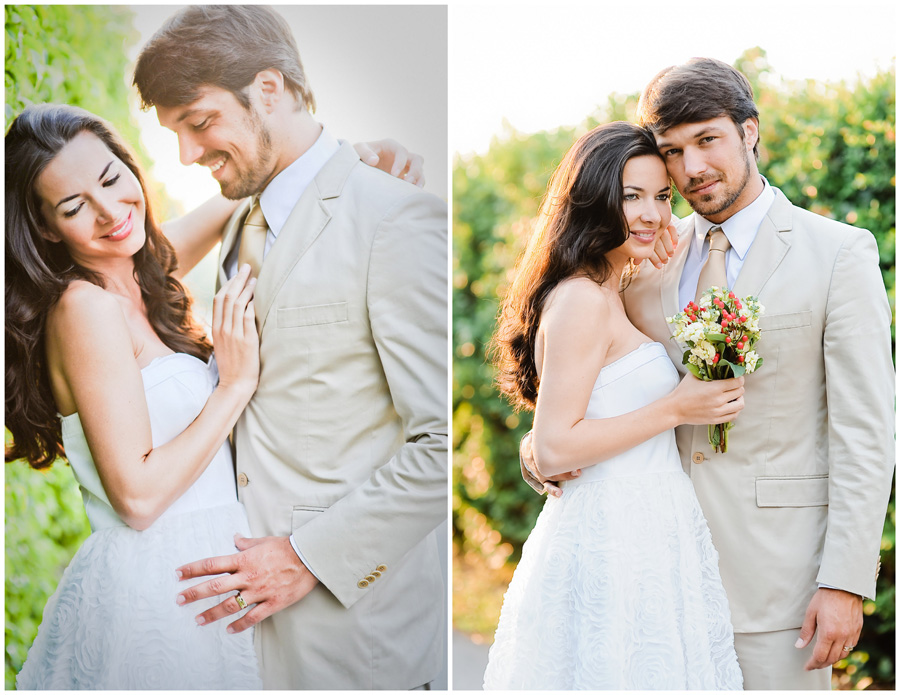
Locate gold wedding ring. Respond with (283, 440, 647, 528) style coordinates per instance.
(234, 592, 248, 610)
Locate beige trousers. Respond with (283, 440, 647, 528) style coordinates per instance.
(734, 628, 832, 690)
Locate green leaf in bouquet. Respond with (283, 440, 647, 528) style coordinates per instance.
(685, 362, 703, 379)
(721, 358, 746, 377)
(705, 332, 726, 343)
(682, 350, 691, 365)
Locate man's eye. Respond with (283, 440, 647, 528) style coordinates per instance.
(193, 119, 211, 131)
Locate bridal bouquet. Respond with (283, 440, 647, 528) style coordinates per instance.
(667, 287, 764, 453)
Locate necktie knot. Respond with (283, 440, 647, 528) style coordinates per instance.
(708, 226, 731, 254)
(237, 196, 268, 278)
(695, 226, 731, 302)
(244, 195, 267, 229)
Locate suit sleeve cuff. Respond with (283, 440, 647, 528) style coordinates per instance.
(289, 533, 321, 582)
(818, 583, 861, 597)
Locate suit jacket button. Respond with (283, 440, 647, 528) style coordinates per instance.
(365, 574, 376, 582)
(357, 579, 369, 588)
(372, 571, 382, 578)
(376, 564, 387, 572)
(237, 472, 249, 487)
(691, 452, 705, 465)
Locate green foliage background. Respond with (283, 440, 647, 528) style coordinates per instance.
(4, 6, 147, 689)
(453, 49, 895, 689)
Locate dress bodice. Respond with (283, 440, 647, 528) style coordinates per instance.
(60, 353, 238, 531)
(563, 341, 683, 487)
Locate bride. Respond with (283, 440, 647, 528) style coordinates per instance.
(485, 122, 744, 689)
(5, 103, 415, 689)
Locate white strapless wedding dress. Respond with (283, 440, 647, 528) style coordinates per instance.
(16, 353, 262, 690)
(483, 342, 743, 690)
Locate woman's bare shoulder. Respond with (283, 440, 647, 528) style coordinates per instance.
(543, 276, 617, 324)
(47, 281, 127, 346)
(47, 280, 124, 327)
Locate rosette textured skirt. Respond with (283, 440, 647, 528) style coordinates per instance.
(16, 503, 261, 690)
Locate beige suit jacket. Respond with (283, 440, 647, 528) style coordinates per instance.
(623, 187, 894, 633)
(217, 142, 448, 688)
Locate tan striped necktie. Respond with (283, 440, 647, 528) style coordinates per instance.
(237, 195, 268, 278)
(695, 226, 731, 302)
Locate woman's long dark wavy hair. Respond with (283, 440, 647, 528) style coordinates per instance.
(6, 103, 212, 469)
(492, 121, 663, 410)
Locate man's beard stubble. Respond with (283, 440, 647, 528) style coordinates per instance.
(218, 107, 275, 200)
(685, 147, 753, 220)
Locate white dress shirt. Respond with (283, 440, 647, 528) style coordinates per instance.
(225, 126, 340, 577)
(677, 176, 775, 310)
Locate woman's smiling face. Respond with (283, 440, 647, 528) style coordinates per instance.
(35, 130, 147, 269)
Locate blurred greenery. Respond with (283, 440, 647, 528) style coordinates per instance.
(4, 5, 146, 689)
(453, 48, 895, 689)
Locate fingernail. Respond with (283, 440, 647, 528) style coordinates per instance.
(573, 470, 580, 477)
(175, 570, 183, 579)
(365, 154, 378, 165)
(794, 638, 804, 648)
(196, 616, 206, 626)
(176, 595, 186, 605)
(226, 626, 235, 634)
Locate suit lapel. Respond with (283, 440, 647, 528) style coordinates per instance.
(732, 188, 792, 299)
(660, 215, 695, 343)
(216, 199, 251, 291)
(253, 142, 361, 331)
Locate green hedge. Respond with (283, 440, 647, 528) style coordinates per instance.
(4, 6, 142, 689)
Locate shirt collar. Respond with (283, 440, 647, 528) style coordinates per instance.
(258, 126, 341, 237)
(692, 176, 775, 260)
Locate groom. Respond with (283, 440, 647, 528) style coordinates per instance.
(133, 6, 447, 690)
(523, 58, 893, 690)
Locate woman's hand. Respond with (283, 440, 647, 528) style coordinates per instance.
(354, 139, 425, 187)
(212, 264, 259, 398)
(650, 223, 678, 269)
(670, 374, 745, 425)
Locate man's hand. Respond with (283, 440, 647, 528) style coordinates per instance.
(520, 430, 580, 498)
(175, 534, 319, 634)
(650, 223, 678, 269)
(796, 588, 863, 670)
(354, 139, 425, 187)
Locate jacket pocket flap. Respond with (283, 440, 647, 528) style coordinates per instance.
(756, 475, 828, 507)
(278, 302, 348, 328)
(759, 311, 812, 331)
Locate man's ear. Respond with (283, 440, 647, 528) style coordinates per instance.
(742, 118, 760, 153)
(253, 69, 285, 113)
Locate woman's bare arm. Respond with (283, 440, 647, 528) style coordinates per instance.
(47, 270, 258, 530)
(532, 279, 744, 478)
(162, 195, 243, 278)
